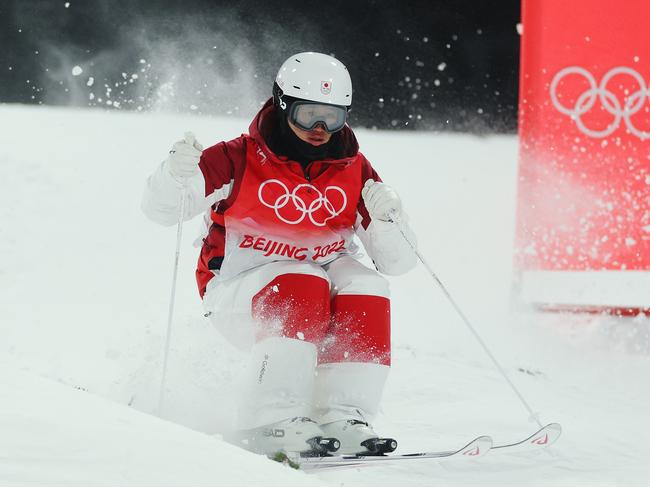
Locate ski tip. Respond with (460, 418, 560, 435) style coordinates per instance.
(531, 423, 562, 447)
(546, 422, 562, 434)
(458, 435, 493, 458)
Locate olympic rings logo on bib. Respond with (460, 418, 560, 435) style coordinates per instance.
(258, 179, 348, 227)
(550, 66, 650, 140)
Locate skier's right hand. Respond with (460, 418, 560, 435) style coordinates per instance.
(166, 132, 203, 180)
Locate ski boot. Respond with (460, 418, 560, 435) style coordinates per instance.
(320, 419, 397, 455)
(240, 417, 340, 457)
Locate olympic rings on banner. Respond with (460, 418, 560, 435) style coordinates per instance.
(550, 66, 650, 140)
(258, 179, 347, 227)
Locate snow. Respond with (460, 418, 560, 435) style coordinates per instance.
(0, 368, 328, 487)
(0, 104, 649, 486)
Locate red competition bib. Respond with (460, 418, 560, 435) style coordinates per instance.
(218, 139, 363, 279)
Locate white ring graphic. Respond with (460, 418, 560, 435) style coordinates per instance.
(550, 66, 650, 140)
(258, 179, 347, 227)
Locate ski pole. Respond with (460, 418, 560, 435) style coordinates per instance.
(157, 132, 194, 417)
(389, 211, 543, 428)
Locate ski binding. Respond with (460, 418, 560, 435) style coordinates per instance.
(294, 435, 492, 472)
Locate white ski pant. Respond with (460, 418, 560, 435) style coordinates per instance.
(202, 256, 392, 430)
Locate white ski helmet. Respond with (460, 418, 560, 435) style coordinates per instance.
(275, 52, 352, 107)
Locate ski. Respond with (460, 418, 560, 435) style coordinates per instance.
(293, 435, 493, 472)
(491, 422, 562, 454)
(290, 423, 561, 472)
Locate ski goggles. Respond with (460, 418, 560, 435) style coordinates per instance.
(288, 102, 348, 133)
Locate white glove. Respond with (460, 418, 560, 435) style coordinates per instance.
(361, 179, 402, 222)
(166, 131, 203, 180)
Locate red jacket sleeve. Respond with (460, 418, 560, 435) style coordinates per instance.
(357, 154, 382, 231)
(199, 137, 244, 199)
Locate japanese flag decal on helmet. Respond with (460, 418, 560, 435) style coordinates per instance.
(275, 52, 352, 106)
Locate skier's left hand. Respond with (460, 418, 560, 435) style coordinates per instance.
(362, 179, 402, 222)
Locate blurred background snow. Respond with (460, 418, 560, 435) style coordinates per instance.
(1, 0, 519, 132)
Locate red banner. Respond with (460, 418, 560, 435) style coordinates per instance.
(515, 0, 650, 313)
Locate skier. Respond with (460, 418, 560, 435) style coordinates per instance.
(142, 52, 417, 456)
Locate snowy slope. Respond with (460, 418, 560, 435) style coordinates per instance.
(0, 368, 328, 487)
(1, 104, 649, 486)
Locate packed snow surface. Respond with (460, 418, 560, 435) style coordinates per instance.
(1, 104, 649, 486)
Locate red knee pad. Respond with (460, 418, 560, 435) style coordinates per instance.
(252, 273, 330, 343)
(321, 295, 391, 366)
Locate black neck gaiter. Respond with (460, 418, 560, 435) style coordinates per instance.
(267, 108, 342, 169)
